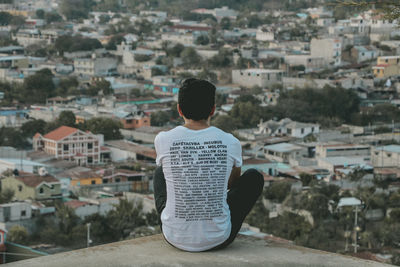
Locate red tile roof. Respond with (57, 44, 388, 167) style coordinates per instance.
(15, 172, 59, 188)
(64, 199, 90, 209)
(43, 126, 78, 141)
(33, 133, 42, 139)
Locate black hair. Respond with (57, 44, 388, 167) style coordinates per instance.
(178, 78, 216, 121)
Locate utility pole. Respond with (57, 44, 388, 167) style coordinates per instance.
(353, 205, 360, 253)
(87, 223, 92, 248)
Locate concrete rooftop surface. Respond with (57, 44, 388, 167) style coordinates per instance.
(6, 234, 394, 267)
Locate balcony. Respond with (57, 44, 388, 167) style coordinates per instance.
(5, 234, 389, 267)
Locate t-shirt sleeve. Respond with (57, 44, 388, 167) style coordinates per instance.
(154, 133, 163, 166)
(231, 137, 242, 167)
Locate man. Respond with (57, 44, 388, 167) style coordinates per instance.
(154, 78, 264, 252)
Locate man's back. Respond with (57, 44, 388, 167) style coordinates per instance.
(155, 125, 242, 251)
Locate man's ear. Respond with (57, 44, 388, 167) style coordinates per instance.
(209, 105, 216, 117)
(177, 103, 184, 117)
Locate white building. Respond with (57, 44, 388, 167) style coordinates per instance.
(74, 56, 118, 77)
(0, 159, 47, 174)
(371, 145, 400, 168)
(256, 28, 274, 42)
(257, 118, 320, 138)
(311, 38, 342, 66)
(263, 143, 307, 163)
(316, 144, 371, 159)
(284, 54, 327, 72)
(0, 202, 32, 222)
(232, 69, 285, 88)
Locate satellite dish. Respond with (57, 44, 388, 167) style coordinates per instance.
(38, 167, 48, 176)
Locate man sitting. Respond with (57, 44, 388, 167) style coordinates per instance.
(154, 78, 264, 252)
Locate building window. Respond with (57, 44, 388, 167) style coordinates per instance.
(39, 188, 44, 194)
(18, 185, 23, 192)
(311, 127, 315, 133)
(102, 179, 108, 184)
(91, 180, 96, 185)
(88, 157, 93, 164)
(21, 210, 26, 217)
(63, 144, 68, 151)
(387, 153, 392, 157)
(116, 178, 121, 183)
(88, 143, 93, 149)
(301, 128, 304, 134)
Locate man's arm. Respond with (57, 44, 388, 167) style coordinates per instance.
(228, 166, 241, 190)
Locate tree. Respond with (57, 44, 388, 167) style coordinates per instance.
(21, 119, 47, 138)
(195, 35, 209, 46)
(55, 35, 102, 55)
(197, 69, 217, 84)
(220, 17, 231, 30)
(151, 111, 170, 126)
(106, 198, 146, 240)
(36, 9, 45, 19)
(8, 225, 29, 244)
(87, 79, 112, 96)
(181, 47, 202, 67)
(0, 188, 14, 204)
(58, 111, 76, 127)
(45, 12, 63, 24)
(81, 117, 122, 140)
(264, 181, 292, 203)
(0, 12, 13, 25)
(208, 48, 232, 68)
(23, 68, 55, 104)
(300, 173, 314, 186)
(60, 0, 94, 20)
(0, 127, 29, 149)
(211, 115, 238, 133)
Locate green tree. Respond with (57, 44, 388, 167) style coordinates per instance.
(195, 35, 209, 46)
(300, 173, 313, 186)
(21, 119, 47, 138)
(60, 0, 94, 20)
(106, 198, 146, 240)
(87, 79, 112, 96)
(0, 188, 14, 204)
(58, 111, 76, 127)
(211, 115, 238, 133)
(264, 181, 292, 203)
(81, 117, 122, 140)
(36, 9, 45, 19)
(220, 17, 231, 30)
(23, 68, 55, 104)
(181, 47, 202, 67)
(151, 111, 170, 126)
(8, 225, 29, 244)
(0, 127, 29, 149)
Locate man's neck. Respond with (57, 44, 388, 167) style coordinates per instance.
(183, 119, 210, 130)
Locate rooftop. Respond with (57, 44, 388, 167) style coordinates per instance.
(42, 126, 78, 141)
(8, 234, 391, 267)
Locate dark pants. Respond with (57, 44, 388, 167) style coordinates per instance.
(153, 167, 264, 250)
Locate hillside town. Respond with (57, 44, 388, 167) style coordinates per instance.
(0, 0, 400, 265)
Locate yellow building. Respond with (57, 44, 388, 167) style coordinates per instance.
(69, 170, 102, 186)
(377, 56, 400, 65)
(373, 56, 400, 78)
(373, 64, 399, 78)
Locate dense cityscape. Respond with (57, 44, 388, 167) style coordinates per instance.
(0, 0, 399, 265)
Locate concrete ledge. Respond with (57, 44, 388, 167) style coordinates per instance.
(5, 234, 393, 267)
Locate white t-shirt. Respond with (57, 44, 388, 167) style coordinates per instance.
(154, 126, 242, 252)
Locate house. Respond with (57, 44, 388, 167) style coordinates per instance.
(0, 202, 32, 222)
(263, 143, 307, 163)
(317, 156, 370, 173)
(256, 28, 274, 42)
(311, 38, 342, 66)
(59, 167, 103, 187)
(33, 126, 102, 166)
(105, 140, 156, 162)
(232, 69, 285, 88)
(2, 172, 62, 201)
(371, 145, 400, 167)
(256, 118, 320, 138)
(316, 144, 371, 158)
(372, 56, 400, 78)
(284, 54, 327, 72)
(113, 107, 150, 130)
(0, 158, 47, 174)
(74, 55, 118, 77)
(350, 46, 378, 63)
